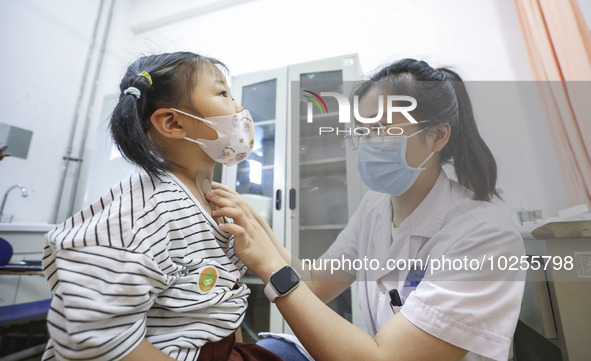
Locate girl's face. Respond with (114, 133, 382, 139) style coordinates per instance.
(191, 62, 243, 118)
(181, 62, 244, 141)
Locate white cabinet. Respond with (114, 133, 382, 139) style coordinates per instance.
(0, 224, 54, 306)
(520, 226, 591, 361)
(222, 54, 364, 340)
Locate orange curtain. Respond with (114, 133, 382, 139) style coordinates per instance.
(513, 0, 591, 207)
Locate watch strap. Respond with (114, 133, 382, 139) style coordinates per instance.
(264, 280, 280, 303)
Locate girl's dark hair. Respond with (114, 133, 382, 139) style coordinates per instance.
(110, 52, 226, 179)
(354, 58, 498, 201)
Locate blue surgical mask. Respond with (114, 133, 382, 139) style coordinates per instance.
(356, 128, 434, 195)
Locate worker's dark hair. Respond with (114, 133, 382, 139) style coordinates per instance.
(354, 58, 498, 201)
(110, 52, 226, 179)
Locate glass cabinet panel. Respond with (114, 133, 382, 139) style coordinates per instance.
(227, 55, 362, 338)
(240, 283, 270, 343)
(236, 79, 277, 200)
(236, 79, 277, 342)
(296, 69, 352, 322)
(227, 70, 287, 341)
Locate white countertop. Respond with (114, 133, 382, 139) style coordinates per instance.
(0, 223, 57, 233)
(518, 223, 540, 240)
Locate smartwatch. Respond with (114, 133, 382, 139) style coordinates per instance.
(264, 265, 301, 303)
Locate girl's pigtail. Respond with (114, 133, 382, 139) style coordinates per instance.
(109, 52, 226, 179)
(110, 73, 169, 180)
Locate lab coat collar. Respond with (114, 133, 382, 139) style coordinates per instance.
(372, 170, 451, 281)
(401, 170, 451, 239)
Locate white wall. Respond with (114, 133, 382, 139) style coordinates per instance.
(579, 0, 591, 29)
(101, 0, 534, 81)
(81, 0, 569, 219)
(3, 0, 585, 222)
(0, 0, 101, 223)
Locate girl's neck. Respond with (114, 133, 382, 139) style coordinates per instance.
(168, 154, 214, 185)
(391, 167, 441, 228)
(170, 160, 214, 201)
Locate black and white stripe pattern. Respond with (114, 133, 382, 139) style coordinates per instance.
(42, 172, 249, 361)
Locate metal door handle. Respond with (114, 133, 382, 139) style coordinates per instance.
(275, 189, 282, 210)
(289, 188, 296, 210)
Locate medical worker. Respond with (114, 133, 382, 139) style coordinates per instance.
(208, 58, 525, 361)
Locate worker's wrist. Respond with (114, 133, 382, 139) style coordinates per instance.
(259, 259, 289, 285)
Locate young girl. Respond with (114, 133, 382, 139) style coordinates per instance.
(42, 52, 282, 361)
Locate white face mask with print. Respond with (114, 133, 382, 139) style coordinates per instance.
(170, 108, 255, 166)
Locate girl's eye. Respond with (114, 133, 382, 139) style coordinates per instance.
(220, 91, 228, 97)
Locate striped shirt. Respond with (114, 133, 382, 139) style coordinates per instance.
(42, 171, 249, 361)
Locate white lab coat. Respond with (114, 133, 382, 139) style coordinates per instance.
(327, 171, 525, 361)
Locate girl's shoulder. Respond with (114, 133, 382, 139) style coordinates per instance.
(46, 171, 184, 251)
(89, 171, 177, 218)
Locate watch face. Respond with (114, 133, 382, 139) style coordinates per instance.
(270, 266, 300, 294)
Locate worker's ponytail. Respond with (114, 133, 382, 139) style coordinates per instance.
(438, 68, 498, 201)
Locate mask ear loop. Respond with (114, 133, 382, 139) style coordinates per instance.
(407, 126, 435, 169)
(184, 136, 205, 146)
(407, 127, 427, 138)
(170, 108, 216, 145)
(417, 151, 435, 169)
(170, 108, 215, 125)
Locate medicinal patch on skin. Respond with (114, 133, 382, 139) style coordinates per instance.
(199, 267, 218, 292)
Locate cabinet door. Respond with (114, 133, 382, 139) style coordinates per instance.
(223, 68, 288, 341)
(286, 54, 362, 324)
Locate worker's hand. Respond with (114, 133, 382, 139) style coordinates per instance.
(0, 144, 11, 161)
(209, 182, 270, 228)
(206, 185, 286, 281)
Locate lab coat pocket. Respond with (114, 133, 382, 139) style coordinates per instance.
(391, 305, 402, 314)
